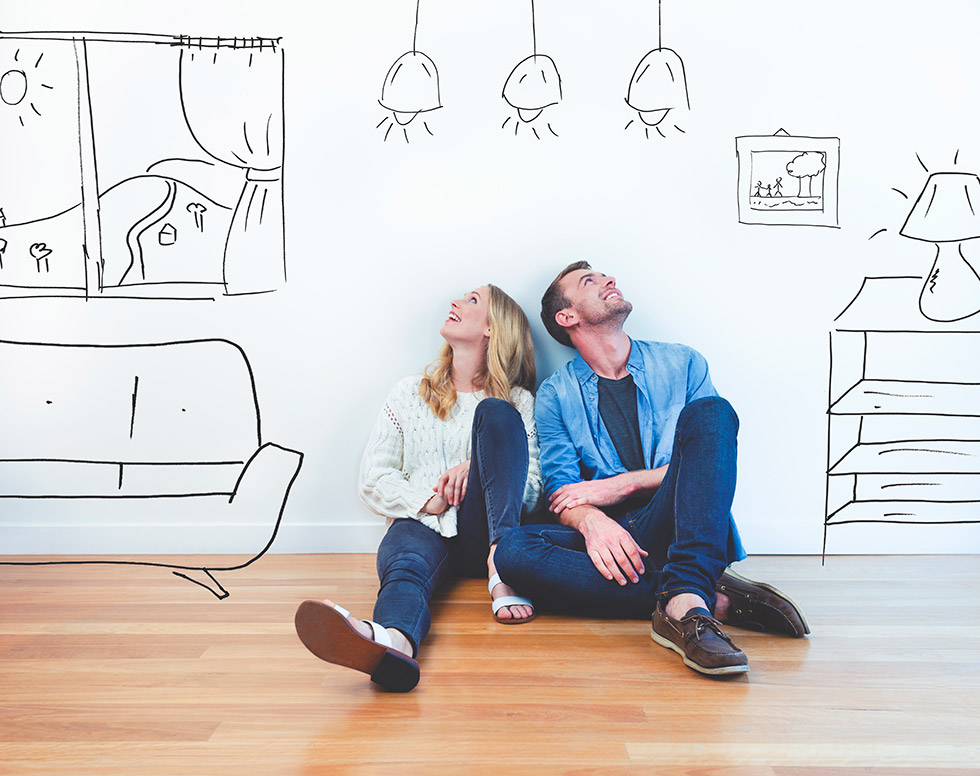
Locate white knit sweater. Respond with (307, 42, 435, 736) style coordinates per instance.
(358, 375, 542, 537)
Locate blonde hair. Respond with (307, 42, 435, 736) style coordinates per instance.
(419, 285, 536, 420)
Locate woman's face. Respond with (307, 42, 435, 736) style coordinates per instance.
(440, 285, 491, 347)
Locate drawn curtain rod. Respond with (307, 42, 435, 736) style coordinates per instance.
(0, 31, 281, 50)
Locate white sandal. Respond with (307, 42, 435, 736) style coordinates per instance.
(488, 572, 536, 625)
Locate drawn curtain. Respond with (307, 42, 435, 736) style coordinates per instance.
(178, 41, 284, 295)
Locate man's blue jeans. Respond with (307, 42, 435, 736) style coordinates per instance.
(372, 398, 529, 655)
(494, 396, 746, 618)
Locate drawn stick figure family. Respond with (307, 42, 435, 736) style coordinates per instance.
(295, 262, 810, 691)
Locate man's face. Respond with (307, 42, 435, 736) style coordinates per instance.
(558, 269, 633, 330)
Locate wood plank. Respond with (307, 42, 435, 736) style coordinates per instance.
(0, 554, 977, 773)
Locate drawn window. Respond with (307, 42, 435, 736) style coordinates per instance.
(0, 32, 284, 300)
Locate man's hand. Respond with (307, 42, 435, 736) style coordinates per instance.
(548, 467, 666, 513)
(561, 505, 648, 584)
(549, 476, 633, 513)
(435, 460, 470, 507)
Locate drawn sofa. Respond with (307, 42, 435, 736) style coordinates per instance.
(0, 338, 303, 598)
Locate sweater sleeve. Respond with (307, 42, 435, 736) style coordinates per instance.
(358, 386, 436, 521)
(513, 388, 542, 513)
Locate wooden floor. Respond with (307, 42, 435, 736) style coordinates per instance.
(1, 554, 979, 775)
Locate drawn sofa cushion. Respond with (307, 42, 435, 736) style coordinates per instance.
(0, 339, 304, 598)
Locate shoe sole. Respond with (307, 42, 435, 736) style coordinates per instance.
(294, 600, 420, 692)
(721, 568, 811, 635)
(650, 625, 750, 676)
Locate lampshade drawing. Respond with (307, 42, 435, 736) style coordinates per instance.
(379, 51, 441, 126)
(502, 54, 562, 124)
(625, 47, 689, 128)
(900, 171, 980, 322)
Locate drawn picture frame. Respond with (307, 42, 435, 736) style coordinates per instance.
(736, 131, 840, 228)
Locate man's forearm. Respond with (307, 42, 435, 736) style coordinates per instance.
(547, 465, 670, 515)
(617, 465, 668, 498)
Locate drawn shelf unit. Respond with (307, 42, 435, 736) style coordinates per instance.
(824, 275, 980, 556)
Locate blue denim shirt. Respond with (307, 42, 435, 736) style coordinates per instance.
(534, 338, 718, 500)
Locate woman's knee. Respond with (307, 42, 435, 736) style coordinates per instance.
(376, 520, 448, 580)
(475, 397, 521, 426)
(377, 550, 438, 585)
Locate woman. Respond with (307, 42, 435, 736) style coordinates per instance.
(295, 284, 541, 692)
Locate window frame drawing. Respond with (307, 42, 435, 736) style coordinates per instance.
(0, 29, 286, 301)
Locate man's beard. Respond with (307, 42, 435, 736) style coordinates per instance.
(583, 298, 633, 327)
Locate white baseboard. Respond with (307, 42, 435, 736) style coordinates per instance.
(0, 519, 388, 555)
(3, 517, 976, 557)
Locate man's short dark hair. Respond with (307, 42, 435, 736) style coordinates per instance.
(541, 261, 591, 348)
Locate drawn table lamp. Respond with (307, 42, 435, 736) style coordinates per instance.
(900, 171, 980, 322)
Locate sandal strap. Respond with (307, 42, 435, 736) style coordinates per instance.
(491, 595, 534, 615)
(362, 619, 393, 648)
(332, 603, 351, 619)
(488, 572, 504, 594)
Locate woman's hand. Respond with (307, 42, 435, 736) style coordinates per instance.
(422, 492, 449, 514)
(435, 460, 471, 507)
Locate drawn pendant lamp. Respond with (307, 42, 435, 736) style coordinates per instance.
(625, 2, 689, 138)
(900, 171, 980, 322)
(378, 0, 440, 142)
(501, 1, 561, 138)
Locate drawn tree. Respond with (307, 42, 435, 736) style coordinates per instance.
(786, 151, 826, 197)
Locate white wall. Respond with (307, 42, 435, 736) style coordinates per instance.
(2, 0, 979, 555)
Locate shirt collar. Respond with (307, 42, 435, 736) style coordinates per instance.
(572, 336, 643, 384)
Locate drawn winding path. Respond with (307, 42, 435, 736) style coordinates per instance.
(121, 180, 177, 284)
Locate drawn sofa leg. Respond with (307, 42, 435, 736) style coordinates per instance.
(165, 443, 305, 599)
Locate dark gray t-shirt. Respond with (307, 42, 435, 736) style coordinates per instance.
(597, 374, 646, 472)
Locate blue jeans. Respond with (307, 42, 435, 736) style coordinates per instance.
(372, 398, 529, 655)
(494, 396, 746, 619)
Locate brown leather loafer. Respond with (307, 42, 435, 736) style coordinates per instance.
(651, 604, 749, 676)
(717, 568, 810, 637)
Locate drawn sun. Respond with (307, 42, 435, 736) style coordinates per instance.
(1, 47, 55, 127)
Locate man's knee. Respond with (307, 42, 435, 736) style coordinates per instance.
(494, 527, 532, 578)
(678, 395, 739, 436)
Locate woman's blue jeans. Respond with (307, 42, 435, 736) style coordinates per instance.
(494, 396, 746, 619)
(372, 398, 529, 656)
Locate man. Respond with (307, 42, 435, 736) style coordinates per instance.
(494, 261, 808, 675)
